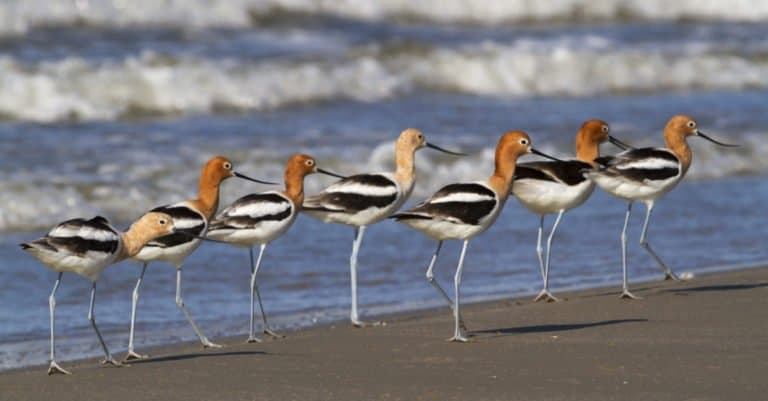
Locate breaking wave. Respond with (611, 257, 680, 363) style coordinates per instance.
(1, 0, 767, 37)
(1, 40, 767, 122)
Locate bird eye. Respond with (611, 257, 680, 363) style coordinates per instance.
(223, 162, 232, 170)
(602, 125, 609, 132)
(417, 134, 424, 140)
(159, 219, 167, 225)
(687, 121, 696, 128)
(306, 159, 315, 166)
(519, 138, 529, 145)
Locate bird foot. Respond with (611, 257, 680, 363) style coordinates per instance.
(202, 339, 223, 349)
(620, 290, 643, 300)
(351, 319, 384, 328)
(264, 329, 286, 339)
(246, 335, 263, 344)
(123, 350, 149, 362)
(533, 289, 561, 303)
(47, 361, 72, 375)
(447, 334, 470, 343)
(100, 357, 123, 367)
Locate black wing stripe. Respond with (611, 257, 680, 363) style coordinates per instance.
(211, 207, 292, 230)
(615, 167, 679, 181)
(46, 237, 119, 256)
(416, 200, 497, 225)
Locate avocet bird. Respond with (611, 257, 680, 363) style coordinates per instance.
(207, 154, 344, 343)
(20, 212, 175, 375)
(126, 157, 275, 361)
(512, 120, 630, 302)
(588, 115, 737, 299)
(302, 128, 464, 327)
(391, 131, 560, 342)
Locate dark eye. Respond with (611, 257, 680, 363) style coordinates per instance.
(223, 162, 232, 170)
(602, 125, 609, 132)
(159, 219, 167, 225)
(306, 159, 315, 166)
(520, 138, 529, 145)
(417, 134, 423, 140)
(687, 121, 696, 128)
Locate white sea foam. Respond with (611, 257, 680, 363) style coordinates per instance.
(1, 0, 767, 37)
(1, 40, 767, 122)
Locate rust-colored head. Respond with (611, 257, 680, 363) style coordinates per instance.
(665, 115, 700, 139)
(285, 153, 320, 181)
(494, 131, 535, 177)
(575, 119, 610, 163)
(283, 153, 344, 204)
(200, 156, 237, 186)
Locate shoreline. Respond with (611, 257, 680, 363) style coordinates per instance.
(2, 266, 767, 400)
(3, 260, 765, 374)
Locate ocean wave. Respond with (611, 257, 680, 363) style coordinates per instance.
(0, 131, 763, 233)
(0, 41, 767, 122)
(1, 0, 767, 37)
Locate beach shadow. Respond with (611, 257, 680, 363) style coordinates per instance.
(472, 318, 647, 337)
(663, 282, 768, 293)
(127, 350, 267, 365)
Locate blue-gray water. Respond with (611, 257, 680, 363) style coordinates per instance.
(1, 0, 767, 371)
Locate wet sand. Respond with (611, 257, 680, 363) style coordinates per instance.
(1, 267, 766, 401)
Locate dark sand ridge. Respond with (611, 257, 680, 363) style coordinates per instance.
(1, 267, 766, 401)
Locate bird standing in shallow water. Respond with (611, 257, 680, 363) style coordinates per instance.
(512, 120, 630, 302)
(126, 157, 275, 361)
(392, 131, 560, 342)
(302, 128, 464, 327)
(207, 154, 344, 343)
(20, 212, 175, 375)
(588, 115, 737, 299)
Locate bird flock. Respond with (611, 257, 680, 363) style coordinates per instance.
(20, 114, 737, 374)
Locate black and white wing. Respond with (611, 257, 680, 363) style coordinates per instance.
(209, 192, 293, 232)
(515, 160, 594, 186)
(303, 173, 398, 213)
(391, 183, 498, 226)
(20, 216, 121, 265)
(596, 147, 681, 182)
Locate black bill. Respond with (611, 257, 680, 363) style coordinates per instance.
(530, 148, 563, 162)
(697, 131, 739, 147)
(608, 135, 633, 150)
(233, 171, 279, 185)
(317, 168, 347, 179)
(426, 142, 466, 156)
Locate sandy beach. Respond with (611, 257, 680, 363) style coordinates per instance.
(1, 267, 765, 401)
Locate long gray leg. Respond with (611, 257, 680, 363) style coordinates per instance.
(248, 244, 283, 342)
(535, 215, 546, 281)
(639, 201, 679, 281)
(125, 262, 149, 361)
(535, 210, 564, 303)
(448, 240, 470, 343)
(425, 241, 468, 331)
(89, 281, 121, 367)
(349, 226, 381, 327)
(176, 268, 221, 348)
(620, 202, 641, 300)
(47, 272, 70, 375)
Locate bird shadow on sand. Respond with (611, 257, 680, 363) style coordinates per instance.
(662, 282, 768, 293)
(470, 318, 648, 339)
(125, 350, 267, 365)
